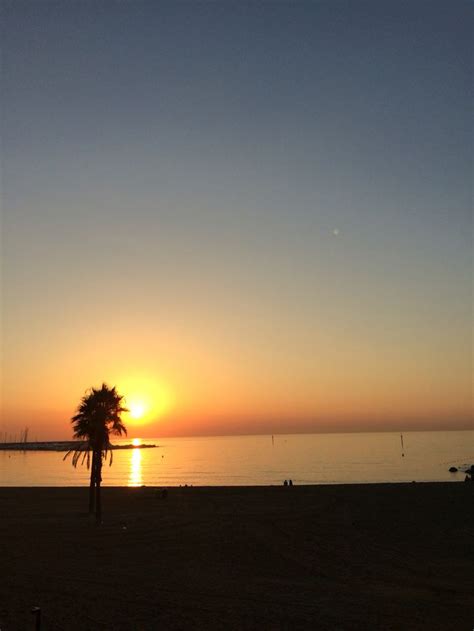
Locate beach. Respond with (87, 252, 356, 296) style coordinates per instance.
(1, 484, 472, 630)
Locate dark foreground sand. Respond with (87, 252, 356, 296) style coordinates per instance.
(0, 484, 473, 630)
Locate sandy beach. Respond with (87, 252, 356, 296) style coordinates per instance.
(0, 483, 472, 630)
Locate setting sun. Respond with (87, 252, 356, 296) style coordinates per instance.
(117, 374, 175, 426)
(129, 401, 146, 420)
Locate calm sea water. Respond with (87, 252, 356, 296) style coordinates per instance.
(0, 431, 472, 487)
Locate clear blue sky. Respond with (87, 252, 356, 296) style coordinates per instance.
(1, 1, 472, 437)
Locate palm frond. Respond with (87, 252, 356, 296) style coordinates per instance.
(67, 383, 128, 474)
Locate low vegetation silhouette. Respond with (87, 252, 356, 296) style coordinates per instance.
(64, 383, 128, 523)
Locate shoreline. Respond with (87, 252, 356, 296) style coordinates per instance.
(0, 482, 474, 493)
(0, 479, 469, 493)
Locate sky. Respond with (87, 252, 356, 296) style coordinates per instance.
(1, 1, 472, 439)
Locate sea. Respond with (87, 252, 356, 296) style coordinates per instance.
(0, 431, 472, 487)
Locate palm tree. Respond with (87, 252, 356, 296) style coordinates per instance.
(65, 383, 128, 523)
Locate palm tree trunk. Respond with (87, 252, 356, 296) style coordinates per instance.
(89, 451, 96, 514)
(95, 452, 102, 525)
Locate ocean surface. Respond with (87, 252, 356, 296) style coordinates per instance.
(0, 431, 472, 487)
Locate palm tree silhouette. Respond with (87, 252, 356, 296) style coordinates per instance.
(65, 383, 128, 523)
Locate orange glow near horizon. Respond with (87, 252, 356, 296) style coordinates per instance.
(1, 325, 472, 440)
(117, 374, 175, 427)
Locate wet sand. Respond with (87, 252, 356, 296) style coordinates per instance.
(0, 484, 472, 630)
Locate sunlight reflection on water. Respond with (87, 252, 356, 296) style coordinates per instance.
(128, 446, 142, 487)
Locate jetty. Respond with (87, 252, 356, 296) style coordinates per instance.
(0, 441, 157, 452)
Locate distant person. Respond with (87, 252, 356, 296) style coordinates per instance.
(283, 480, 288, 486)
(289, 479, 293, 486)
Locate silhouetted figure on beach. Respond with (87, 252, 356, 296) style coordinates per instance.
(289, 479, 293, 486)
(283, 480, 288, 486)
(464, 465, 473, 482)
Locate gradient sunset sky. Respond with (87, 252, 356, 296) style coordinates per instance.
(1, 1, 472, 439)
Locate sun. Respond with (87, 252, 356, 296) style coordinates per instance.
(129, 401, 146, 420)
(117, 374, 175, 425)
